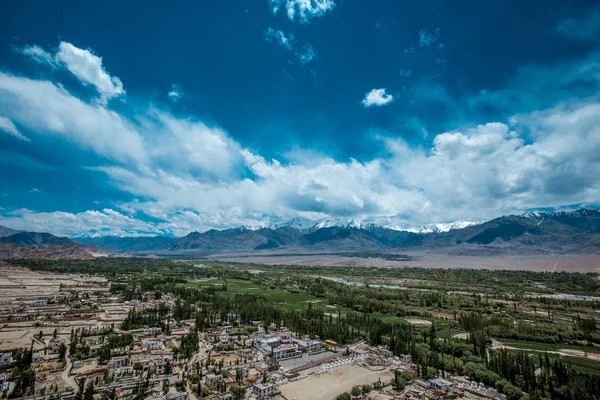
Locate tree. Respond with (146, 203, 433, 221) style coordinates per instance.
(361, 384, 372, 395)
(58, 343, 67, 362)
(230, 385, 246, 400)
(336, 393, 351, 400)
(351, 385, 362, 396)
(75, 378, 85, 400)
(83, 381, 94, 400)
(200, 385, 210, 398)
(9, 368, 36, 398)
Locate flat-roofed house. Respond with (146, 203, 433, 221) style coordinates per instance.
(252, 383, 275, 399)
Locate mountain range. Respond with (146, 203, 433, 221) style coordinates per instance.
(0, 208, 599, 258)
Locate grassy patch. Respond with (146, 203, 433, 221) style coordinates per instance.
(188, 279, 326, 311)
(501, 339, 600, 354)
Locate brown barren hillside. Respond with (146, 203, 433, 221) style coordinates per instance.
(0, 243, 94, 260)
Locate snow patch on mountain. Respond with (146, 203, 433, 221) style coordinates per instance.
(390, 220, 478, 234)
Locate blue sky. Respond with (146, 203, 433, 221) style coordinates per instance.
(0, 0, 599, 236)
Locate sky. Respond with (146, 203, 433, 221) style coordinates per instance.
(0, 0, 599, 237)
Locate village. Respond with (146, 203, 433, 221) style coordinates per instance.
(0, 264, 513, 400)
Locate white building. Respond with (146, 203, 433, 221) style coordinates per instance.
(400, 354, 412, 363)
(32, 352, 44, 365)
(109, 357, 129, 369)
(237, 348, 254, 359)
(0, 374, 9, 392)
(46, 337, 63, 353)
(375, 347, 394, 358)
(30, 299, 47, 307)
(271, 344, 301, 360)
(151, 358, 168, 375)
(0, 353, 12, 365)
(294, 339, 323, 353)
(147, 326, 162, 336)
(252, 383, 275, 399)
(88, 344, 104, 357)
(141, 338, 164, 351)
(429, 377, 455, 392)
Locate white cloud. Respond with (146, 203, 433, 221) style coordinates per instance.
(29, 188, 41, 193)
(168, 84, 183, 102)
(265, 27, 294, 50)
(0, 116, 30, 141)
(0, 208, 159, 237)
(265, 28, 316, 65)
(3, 37, 600, 236)
(0, 72, 144, 163)
(0, 70, 242, 181)
(296, 44, 316, 64)
(147, 110, 243, 178)
(270, 0, 336, 23)
(419, 28, 440, 47)
(17, 44, 56, 66)
(4, 93, 600, 236)
(385, 106, 600, 221)
(55, 42, 125, 103)
(19, 42, 125, 104)
(362, 88, 394, 107)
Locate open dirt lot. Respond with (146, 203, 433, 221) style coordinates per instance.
(280, 365, 392, 400)
(213, 252, 600, 273)
(0, 263, 111, 349)
(0, 263, 107, 300)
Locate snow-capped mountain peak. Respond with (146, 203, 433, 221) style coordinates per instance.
(239, 217, 479, 234)
(276, 217, 316, 231)
(308, 217, 382, 231)
(522, 211, 542, 219)
(389, 220, 478, 234)
(521, 208, 600, 220)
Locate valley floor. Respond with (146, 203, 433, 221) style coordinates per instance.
(212, 251, 600, 273)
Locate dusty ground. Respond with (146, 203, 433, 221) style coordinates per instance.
(452, 333, 470, 340)
(0, 263, 107, 300)
(0, 263, 112, 349)
(213, 252, 600, 273)
(280, 364, 392, 400)
(404, 318, 432, 326)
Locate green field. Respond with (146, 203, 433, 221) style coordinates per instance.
(189, 278, 326, 311)
(189, 278, 449, 326)
(500, 339, 600, 354)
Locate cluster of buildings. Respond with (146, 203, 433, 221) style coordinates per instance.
(0, 273, 514, 400)
(351, 344, 412, 369)
(253, 332, 325, 360)
(400, 377, 508, 400)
